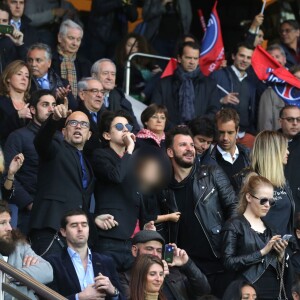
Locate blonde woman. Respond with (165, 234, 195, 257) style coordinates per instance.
(233, 130, 293, 236)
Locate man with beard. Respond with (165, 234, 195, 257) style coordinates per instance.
(0, 200, 53, 300)
(4, 90, 57, 236)
(164, 126, 237, 298)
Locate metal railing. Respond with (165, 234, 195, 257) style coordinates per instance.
(0, 259, 66, 300)
(125, 52, 171, 95)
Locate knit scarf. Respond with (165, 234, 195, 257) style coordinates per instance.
(175, 65, 201, 123)
(136, 129, 165, 147)
(57, 45, 78, 98)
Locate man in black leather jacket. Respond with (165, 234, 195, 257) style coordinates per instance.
(119, 230, 211, 300)
(164, 126, 237, 298)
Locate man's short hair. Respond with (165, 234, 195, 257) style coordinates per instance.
(189, 116, 217, 141)
(29, 89, 55, 109)
(27, 42, 52, 61)
(279, 105, 300, 118)
(60, 209, 88, 229)
(91, 58, 116, 77)
(177, 41, 200, 57)
(59, 19, 83, 37)
(267, 43, 286, 58)
(132, 230, 165, 245)
(280, 19, 300, 30)
(0, 200, 11, 216)
(165, 126, 193, 149)
(232, 42, 254, 56)
(77, 77, 99, 91)
(215, 108, 240, 130)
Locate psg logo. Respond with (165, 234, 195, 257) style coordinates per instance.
(200, 14, 218, 56)
(273, 84, 300, 106)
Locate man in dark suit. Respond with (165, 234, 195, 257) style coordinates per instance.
(46, 209, 122, 300)
(29, 99, 94, 256)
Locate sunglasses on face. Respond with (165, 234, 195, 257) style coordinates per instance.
(113, 123, 133, 132)
(249, 193, 275, 207)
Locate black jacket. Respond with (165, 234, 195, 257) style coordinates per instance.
(164, 164, 237, 258)
(119, 258, 211, 300)
(20, 15, 40, 49)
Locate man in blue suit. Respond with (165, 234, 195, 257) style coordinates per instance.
(46, 209, 123, 300)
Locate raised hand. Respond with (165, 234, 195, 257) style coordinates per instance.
(53, 97, 72, 120)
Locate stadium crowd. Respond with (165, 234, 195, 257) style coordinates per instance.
(1, 0, 300, 299)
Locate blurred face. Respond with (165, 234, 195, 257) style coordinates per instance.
(138, 158, 163, 191)
(279, 107, 300, 139)
(232, 47, 253, 73)
(0, 10, 9, 25)
(58, 28, 82, 55)
(132, 241, 163, 259)
(193, 134, 213, 155)
(7, 0, 24, 19)
(145, 112, 166, 135)
(254, 30, 264, 47)
(79, 80, 105, 112)
(167, 134, 195, 168)
(146, 263, 164, 294)
(268, 49, 286, 66)
(280, 23, 300, 46)
(97, 61, 116, 91)
(8, 65, 29, 93)
(246, 184, 274, 218)
(62, 112, 91, 150)
(217, 120, 238, 154)
(60, 215, 89, 248)
(178, 46, 199, 72)
(30, 94, 56, 125)
(27, 49, 51, 78)
(125, 37, 138, 55)
(241, 285, 257, 300)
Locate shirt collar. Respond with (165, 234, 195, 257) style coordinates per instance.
(217, 144, 239, 164)
(231, 65, 248, 81)
(67, 247, 92, 260)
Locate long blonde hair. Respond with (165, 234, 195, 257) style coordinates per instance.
(251, 131, 287, 187)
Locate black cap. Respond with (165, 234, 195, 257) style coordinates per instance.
(132, 230, 165, 245)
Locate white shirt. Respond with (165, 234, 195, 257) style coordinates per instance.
(217, 144, 239, 164)
(231, 65, 248, 82)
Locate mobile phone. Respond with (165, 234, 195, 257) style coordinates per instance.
(164, 244, 174, 263)
(282, 234, 293, 242)
(0, 24, 14, 35)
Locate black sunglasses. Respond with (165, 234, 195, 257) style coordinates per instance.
(113, 123, 133, 132)
(249, 193, 275, 207)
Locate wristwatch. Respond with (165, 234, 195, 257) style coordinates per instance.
(113, 287, 120, 296)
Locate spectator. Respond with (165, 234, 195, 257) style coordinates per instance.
(222, 279, 258, 300)
(87, 0, 138, 62)
(91, 58, 140, 132)
(3, 90, 56, 236)
(130, 254, 165, 300)
(29, 102, 94, 256)
(136, 104, 167, 150)
(211, 108, 250, 186)
(115, 32, 162, 102)
(280, 105, 300, 212)
(244, 13, 264, 47)
(46, 209, 123, 300)
(27, 42, 77, 110)
(164, 126, 237, 297)
(51, 19, 91, 99)
(292, 279, 300, 300)
(188, 116, 218, 166)
(92, 110, 140, 271)
(0, 60, 31, 148)
(233, 131, 294, 236)
(279, 20, 300, 68)
(210, 42, 256, 147)
(291, 212, 300, 277)
(76, 77, 106, 159)
(0, 200, 53, 300)
(119, 230, 210, 299)
(0, 3, 26, 73)
(222, 174, 291, 299)
(151, 41, 218, 126)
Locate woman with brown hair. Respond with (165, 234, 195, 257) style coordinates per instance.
(130, 254, 166, 300)
(0, 60, 32, 147)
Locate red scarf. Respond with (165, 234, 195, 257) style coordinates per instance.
(136, 129, 165, 147)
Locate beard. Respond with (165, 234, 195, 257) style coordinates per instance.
(0, 234, 17, 256)
(173, 151, 195, 168)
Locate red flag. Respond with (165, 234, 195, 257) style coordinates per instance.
(199, 1, 224, 76)
(161, 58, 178, 78)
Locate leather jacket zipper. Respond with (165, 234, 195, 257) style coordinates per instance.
(203, 188, 215, 203)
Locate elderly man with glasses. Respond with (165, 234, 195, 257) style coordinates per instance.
(29, 97, 95, 256)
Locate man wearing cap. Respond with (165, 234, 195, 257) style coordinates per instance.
(119, 230, 211, 300)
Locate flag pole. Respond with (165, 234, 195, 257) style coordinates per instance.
(256, 0, 267, 34)
(217, 84, 229, 95)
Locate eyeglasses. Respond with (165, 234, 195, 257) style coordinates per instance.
(112, 123, 133, 132)
(151, 115, 166, 121)
(279, 28, 296, 34)
(66, 120, 90, 128)
(280, 117, 300, 123)
(249, 193, 275, 206)
(83, 89, 106, 96)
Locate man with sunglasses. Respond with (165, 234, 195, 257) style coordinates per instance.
(29, 97, 95, 256)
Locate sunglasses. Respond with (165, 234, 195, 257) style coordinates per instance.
(249, 193, 275, 207)
(113, 123, 133, 132)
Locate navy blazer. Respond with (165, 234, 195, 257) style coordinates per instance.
(46, 248, 124, 300)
